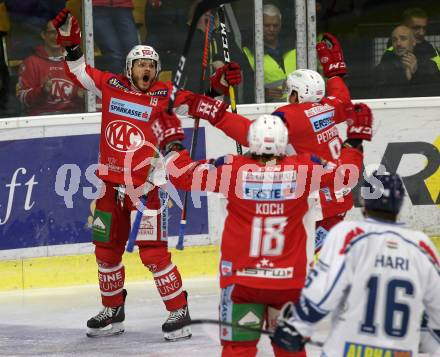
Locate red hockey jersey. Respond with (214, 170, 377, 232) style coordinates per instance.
(213, 76, 355, 218)
(168, 146, 362, 290)
(17, 45, 84, 116)
(66, 56, 190, 186)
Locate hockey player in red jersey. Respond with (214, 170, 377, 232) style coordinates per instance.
(51, 9, 241, 340)
(153, 106, 372, 356)
(180, 33, 373, 252)
(17, 20, 84, 116)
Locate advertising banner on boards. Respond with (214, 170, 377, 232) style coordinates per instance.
(0, 129, 208, 251)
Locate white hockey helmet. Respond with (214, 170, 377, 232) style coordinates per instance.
(248, 115, 288, 156)
(125, 45, 161, 83)
(285, 69, 325, 103)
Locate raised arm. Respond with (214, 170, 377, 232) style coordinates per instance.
(152, 109, 232, 194)
(179, 92, 251, 146)
(316, 33, 353, 122)
(52, 8, 105, 98)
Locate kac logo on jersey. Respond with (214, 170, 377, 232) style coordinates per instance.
(49, 78, 75, 101)
(343, 342, 411, 357)
(105, 120, 145, 152)
(109, 97, 152, 122)
(309, 110, 335, 132)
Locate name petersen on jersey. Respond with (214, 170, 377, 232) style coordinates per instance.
(242, 170, 298, 201)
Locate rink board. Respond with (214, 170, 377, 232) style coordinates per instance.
(0, 97, 439, 290)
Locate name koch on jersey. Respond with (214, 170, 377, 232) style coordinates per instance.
(109, 97, 152, 122)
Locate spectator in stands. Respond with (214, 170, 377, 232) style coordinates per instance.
(5, 0, 66, 59)
(243, 3, 296, 102)
(92, 0, 139, 73)
(402, 7, 440, 71)
(373, 25, 440, 98)
(0, 0, 10, 115)
(16, 20, 84, 116)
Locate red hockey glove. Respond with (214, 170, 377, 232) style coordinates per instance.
(186, 93, 229, 126)
(210, 62, 242, 96)
(347, 103, 373, 141)
(52, 8, 81, 48)
(316, 33, 346, 78)
(153, 111, 185, 151)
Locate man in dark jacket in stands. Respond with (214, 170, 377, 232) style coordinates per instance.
(374, 24, 440, 98)
(402, 7, 440, 71)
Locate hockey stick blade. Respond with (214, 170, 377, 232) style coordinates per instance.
(190, 319, 324, 348)
(218, 5, 242, 155)
(176, 220, 186, 250)
(126, 198, 146, 252)
(168, 0, 238, 112)
(172, 0, 238, 250)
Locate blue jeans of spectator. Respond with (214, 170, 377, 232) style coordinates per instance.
(93, 6, 139, 74)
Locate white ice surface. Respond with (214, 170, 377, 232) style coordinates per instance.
(0, 277, 327, 356)
(1, 277, 429, 357)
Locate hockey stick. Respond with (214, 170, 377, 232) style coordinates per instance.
(176, 11, 214, 250)
(128, 0, 237, 252)
(218, 5, 242, 155)
(190, 319, 324, 348)
(126, 158, 158, 253)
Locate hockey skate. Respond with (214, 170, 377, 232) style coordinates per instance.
(86, 289, 127, 338)
(162, 301, 192, 341)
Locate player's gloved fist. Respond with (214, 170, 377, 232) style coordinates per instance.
(316, 33, 346, 78)
(347, 103, 373, 141)
(52, 8, 81, 47)
(210, 62, 242, 95)
(186, 93, 229, 126)
(153, 110, 184, 151)
(271, 302, 308, 352)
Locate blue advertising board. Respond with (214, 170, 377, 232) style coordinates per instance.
(0, 129, 208, 251)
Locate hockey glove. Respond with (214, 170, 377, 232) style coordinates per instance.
(347, 103, 373, 141)
(210, 62, 242, 96)
(52, 8, 81, 48)
(316, 33, 346, 78)
(271, 302, 308, 352)
(153, 110, 185, 151)
(186, 93, 229, 126)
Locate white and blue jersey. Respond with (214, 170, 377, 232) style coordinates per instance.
(289, 218, 440, 356)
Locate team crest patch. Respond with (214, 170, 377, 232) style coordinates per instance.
(92, 210, 112, 242)
(343, 342, 412, 357)
(221, 260, 232, 276)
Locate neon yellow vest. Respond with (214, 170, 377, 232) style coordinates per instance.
(243, 47, 297, 99)
(386, 46, 440, 71)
